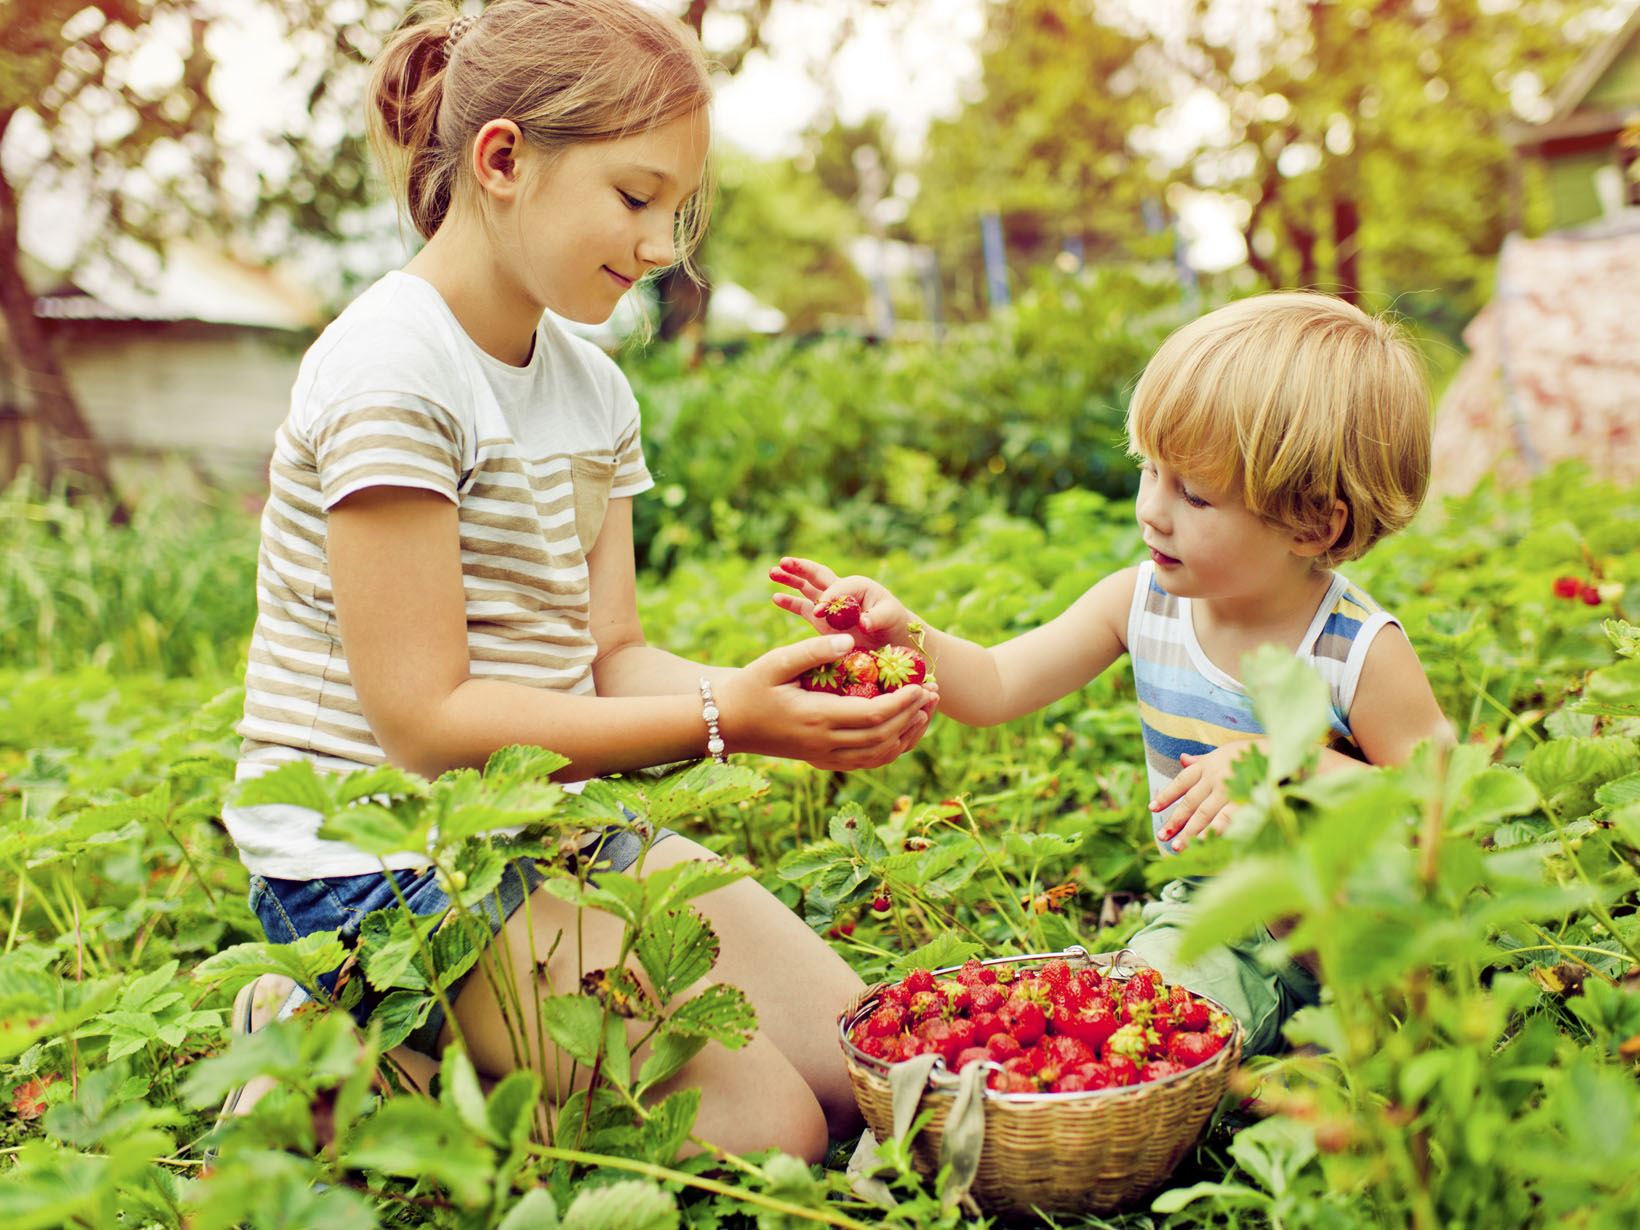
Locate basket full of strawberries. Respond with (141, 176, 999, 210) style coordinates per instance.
(839, 946, 1243, 1216)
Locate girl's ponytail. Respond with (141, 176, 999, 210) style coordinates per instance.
(364, 0, 714, 262)
(368, 3, 468, 239)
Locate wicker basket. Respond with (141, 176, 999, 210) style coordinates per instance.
(840, 946, 1243, 1217)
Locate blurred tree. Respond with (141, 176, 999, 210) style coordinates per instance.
(0, 0, 398, 494)
(1160, 0, 1610, 317)
(908, 0, 1164, 319)
(706, 148, 869, 334)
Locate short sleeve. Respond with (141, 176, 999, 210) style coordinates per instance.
(609, 378, 653, 499)
(309, 391, 467, 511)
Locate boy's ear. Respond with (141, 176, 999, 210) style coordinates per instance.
(1291, 499, 1349, 558)
(472, 119, 524, 199)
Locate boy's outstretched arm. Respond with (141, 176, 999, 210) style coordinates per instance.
(771, 557, 1139, 727)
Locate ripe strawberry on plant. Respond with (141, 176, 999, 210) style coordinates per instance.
(872, 644, 929, 692)
(1552, 575, 1581, 600)
(1581, 583, 1603, 606)
(818, 594, 862, 630)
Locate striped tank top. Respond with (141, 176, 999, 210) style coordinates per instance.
(1125, 561, 1400, 851)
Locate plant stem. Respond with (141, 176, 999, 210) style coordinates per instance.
(530, 1144, 876, 1229)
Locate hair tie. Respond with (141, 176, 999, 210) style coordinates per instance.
(447, 13, 476, 49)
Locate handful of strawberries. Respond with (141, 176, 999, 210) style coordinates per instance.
(844, 958, 1234, 1093)
(798, 601, 933, 699)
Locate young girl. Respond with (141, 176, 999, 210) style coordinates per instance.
(220, 0, 935, 1161)
(773, 292, 1455, 1056)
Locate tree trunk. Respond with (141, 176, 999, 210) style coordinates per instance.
(1333, 194, 1360, 305)
(0, 110, 116, 498)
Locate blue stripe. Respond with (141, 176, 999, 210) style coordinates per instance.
(1319, 611, 1364, 642)
(1139, 720, 1216, 763)
(1134, 672, 1260, 730)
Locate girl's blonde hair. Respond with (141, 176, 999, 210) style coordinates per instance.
(1125, 292, 1432, 567)
(367, 0, 714, 277)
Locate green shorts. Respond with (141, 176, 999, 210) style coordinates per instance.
(1123, 877, 1321, 1057)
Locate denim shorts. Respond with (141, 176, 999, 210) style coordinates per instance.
(247, 823, 676, 1056)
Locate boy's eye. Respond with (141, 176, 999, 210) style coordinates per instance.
(619, 191, 648, 211)
(1181, 488, 1211, 509)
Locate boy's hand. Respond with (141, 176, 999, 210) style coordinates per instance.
(1151, 741, 1261, 851)
(768, 556, 914, 647)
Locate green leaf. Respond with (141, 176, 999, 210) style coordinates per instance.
(1150, 1181, 1270, 1213)
(498, 1189, 561, 1230)
(370, 990, 435, 1052)
(343, 1098, 496, 1208)
(897, 932, 983, 973)
(440, 1045, 493, 1142)
(636, 1031, 707, 1094)
(1595, 774, 1640, 809)
(317, 802, 432, 859)
(1449, 767, 1540, 835)
(829, 804, 890, 862)
(489, 1070, 543, 1151)
(335, 764, 430, 805)
(646, 858, 752, 914)
(561, 1179, 679, 1230)
(485, 744, 572, 784)
(635, 908, 719, 1002)
(1241, 645, 1332, 781)
(776, 840, 849, 882)
(358, 909, 444, 992)
(540, 995, 606, 1066)
(637, 1087, 699, 1164)
(661, 985, 755, 1048)
(191, 932, 345, 992)
(232, 761, 337, 812)
(1177, 857, 1306, 964)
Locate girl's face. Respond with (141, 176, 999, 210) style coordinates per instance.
(1134, 457, 1314, 600)
(505, 109, 709, 324)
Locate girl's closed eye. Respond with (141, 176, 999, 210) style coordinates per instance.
(619, 190, 648, 211)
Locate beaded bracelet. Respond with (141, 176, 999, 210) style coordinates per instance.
(699, 678, 727, 764)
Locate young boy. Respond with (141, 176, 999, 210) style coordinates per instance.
(772, 292, 1454, 1055)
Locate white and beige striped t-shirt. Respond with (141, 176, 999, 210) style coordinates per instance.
(225, 270, 652, 877)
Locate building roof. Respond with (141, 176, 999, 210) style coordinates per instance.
(1510, 4, 1640, 148)
(30, 241, 323, 332)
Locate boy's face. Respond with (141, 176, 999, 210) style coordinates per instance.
(1134, 458, 1313, 599)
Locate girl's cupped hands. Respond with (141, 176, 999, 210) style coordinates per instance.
(718, 634, 938, 772)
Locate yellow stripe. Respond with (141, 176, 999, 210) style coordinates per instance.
(1136, 700, 1247, 749)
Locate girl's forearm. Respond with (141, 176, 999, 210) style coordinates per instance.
(592, 642, 736, 697)
(408, 679, 715, 781)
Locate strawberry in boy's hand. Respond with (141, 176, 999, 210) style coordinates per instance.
(769, 556, 914, 647)
(818, 594, 862, 630)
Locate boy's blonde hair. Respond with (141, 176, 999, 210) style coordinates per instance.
(1124, 292, 1431, 568)
(367, 0, 714, 280)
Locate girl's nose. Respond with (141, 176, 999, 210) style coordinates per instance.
(636, 222, 675, 270)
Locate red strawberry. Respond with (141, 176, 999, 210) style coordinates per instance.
(986, 1033, 1024, 1062)
(999, 998, 1047, 1046)
(936, 979, 973, 1015)
(856, 1035, 890, 1060)
(988, 1069, 1037, 1094)
(843, 679, 881, 699)
(967, 1010, 1005, 1045)
(800, 660, 846, 694)
(958, 958, 997, 986)
(1041, 1035, 1095, 1070)
(872, 644, 929, 691)
(819, 594, 862, 630)
(866, 1003, 907, 1038)
(1050, 1070, 1105, 1093)
(970, 983, 1006, 1014)
(1104, 1054, 1139, 1086)
(848, 1023, 870, 1047)
(909, 990, 946, 1022)
(1552, 575, 1581, 600)
(1168, 1030, 1228, 1068)
(1001, 1053, 1041, 1081)
(953, 1046, 993, 1071)
(1039, 959, 1074, 992)
(1581, 583, 1602, 606)
(1139, 1059, 1188, 1083)
(903, 968, 935, 995)
(1104, 1022, 1156, 1066)
(1057, 999, 1119, 1052)
(1072, 1061, 1118, 1090)
(1125, 968, 1166, 1001)
(946, 1018, 977, 1055)
(840, 649, 879, 686)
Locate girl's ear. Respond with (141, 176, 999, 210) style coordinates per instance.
(1291, 499, 1349, 558)
(472, 119, 524, 200)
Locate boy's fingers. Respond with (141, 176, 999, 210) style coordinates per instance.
(778, 557, 840, 590)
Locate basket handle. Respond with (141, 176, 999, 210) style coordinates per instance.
(845, 1052, 987, 1213)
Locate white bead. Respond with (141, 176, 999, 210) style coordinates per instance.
(702, 704, 719, 723)
(707, 737, 726, 756)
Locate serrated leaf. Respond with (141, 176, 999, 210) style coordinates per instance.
(498, 1189, 560, 1230)
(192, 932, 345, 992)
(1177, 857, 1307, 963)
(486, 744, 572, 783)
(636, 1030, 706, 1094)
(635, 908, 719, 1002)
(343, 1098, 495, 1208)
(318, 802, 432, 858)
(829, 804, 890, 862)
(1596, 774, 1640, 809)
(775, 840, 849, 882)
(661, 985, 755, 1048)
(488, 1070, 543, 1151)
(335, 764, 430, 805)
(561, 1180, 679, 1230)
(638, 1087, 699, 1164)
(897, 932, 982, 973)
(358, 909, 443, 992)
(440, 1045, 493, 1141)
(1241, 645, 1332, 781)
(646, 858, 750, 914)
(540, 995, 606, 1065)
(369, 990, 435, 1051)
(232, 761, 337, 812)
